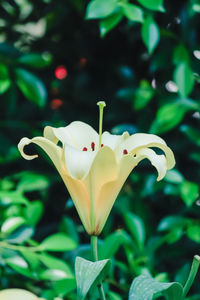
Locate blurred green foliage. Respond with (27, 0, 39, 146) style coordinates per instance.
(0, 0, 200, 299)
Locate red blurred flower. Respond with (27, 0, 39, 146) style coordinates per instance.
(79, 57, 87, 68)
(55, 65, 68, 80)
(50, 98, 63, 110)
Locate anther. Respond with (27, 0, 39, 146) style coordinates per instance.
(91, 142, 95, 151)
(82, 147, 88, 151)
(123, 149, 128, 155)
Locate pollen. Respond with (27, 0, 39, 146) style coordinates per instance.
(123, 149, 128, 155)
(82, 147, 88, 151)
(91, 142, 95, 151)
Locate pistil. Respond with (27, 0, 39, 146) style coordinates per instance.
(97, 101, 106, 148)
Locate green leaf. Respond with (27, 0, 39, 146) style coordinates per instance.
(6, 255, 34, 278)
(0, 190, 29, 206)
(180, 125, 200, 147)
(99, 12, 123, 38)
(124, 212, 145, 249)
(1, 217, 26, 234)
(186, 224, 200, 243)
(60, 216, 79, 244)
(40, 269, 68, 281)
(86, 0, 118, 19)
(0, 80, 11, 94)
(142, 16, 160, 54)
(133, 80, 154, 110)
(15, 68, 47, 107)
(180, 180, 199, 207)
(173, 45, 190, 65)
(21, 251, 40, 270)
(158, 215, 186, 232)
(190, 152, 200, 164)
(17, 53, 53, 68)
(40, 233, 77, 252)
(17, 172, 49, 192)
(192, 2, 200, 13)
(39, 253, 73, 276)
(108, 291, 123, 300)
(164, 169, 184, 184)
(0, 64, 11, 94)
(75, 256, 110, 300)
(6, 226, 34, 244)
(53, 278, 76, 296)
(122, 3, 144, 23)
(129, 275, 183, 300)
(99, 230, 131, 259)
(137, 0, 165, 12)
(150, 102, 187, 134)
(0, 63, 9, 79)
(24, 201, 44, 226)
(174, 63, 194, 98)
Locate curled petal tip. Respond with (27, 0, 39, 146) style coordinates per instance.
(18, 137, 38, 160)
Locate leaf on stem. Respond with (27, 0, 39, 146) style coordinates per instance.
(75, 256, 110, 300)
(141, 16, 160, 54)
(129, 274, 183, 300)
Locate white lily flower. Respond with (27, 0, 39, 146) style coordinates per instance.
(18, 102, 175, 235)
(0, 289, 43, 300)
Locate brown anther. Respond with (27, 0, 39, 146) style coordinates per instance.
(82, 147, 88, 151)
(91, 142, 95, 151)
(123, 149, 128, 155)
(101, 144, 104, 147)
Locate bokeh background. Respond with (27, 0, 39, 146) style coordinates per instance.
(0, 0, 200, 299)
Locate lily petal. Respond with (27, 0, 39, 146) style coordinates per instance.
(102, 131, 129, 150)
(44, 121, 99, 150)
(62, 175, 91, 233)
(95, 154, 139, 234)
(64, 144, 97, 180)
(18, 137, 91, 232)
(83, 146, 118, 234)
(117, 133, 175, 169)
(0, 289, 40, 300)
(136, 148, 167, 181)
(18, 137, 64, 173)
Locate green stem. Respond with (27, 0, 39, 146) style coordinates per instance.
(91, 236, 106, 300)
(183, 255, 200, 298)
(91, 235, 98, 261)
(0, 241, 42, 252)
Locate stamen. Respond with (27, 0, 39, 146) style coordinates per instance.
(123, 149, 128, 155)
(101, 144, 104, 147)
(82, 147, 88, 151)
(91, 142, 95, 151)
